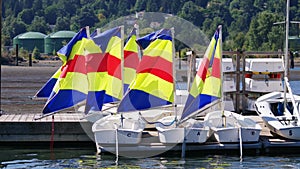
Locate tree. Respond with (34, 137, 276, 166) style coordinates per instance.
(17, 8, 34, 24)
(32, 47, 42, 60)
(134, 0, 147, 11)
(13, 0, 22, 17)
(245, 11, 284, 51)
(229, 0, 258, 32)
(11, 20, 27, 38)
(178, 1, 204, 27)
(44, 5, 58, 25)
(55, 17, 71, 31)
(76, 5, 98, 28)
(28, 16, 51, 34)
(32, 0, 43, 16)
(146, 0, 159, 12)
(70, 16, 80, 31)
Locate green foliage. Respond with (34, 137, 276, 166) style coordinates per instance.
(28, 16, 51, 34)
(55, 17, 71, 31)
(17, 8, 35, 24)
(179, 1, 204, 27)
(32, 47, 42, 60)
(44, 5, 58, 25)
(2, 0, 299, 51)
(246, 11, 284, 51)
(18, 47, 29, 60)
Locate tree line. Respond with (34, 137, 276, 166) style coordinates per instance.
(2, 0, 300, 52)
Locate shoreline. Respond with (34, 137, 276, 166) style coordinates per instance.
(1, 60, 300, 115)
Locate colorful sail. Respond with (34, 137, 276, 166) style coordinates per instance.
(35, 28, 89, 98)
(34, 68, 61, 98)
(136, 29, 172, 49)
(57, 28, 88, 64)
(117, 29, 174, 112)
(123, 28, 139, 92)
(84, 27, 122, 113)
(180, 26, 222, 121)
(42, 27, 90, 115)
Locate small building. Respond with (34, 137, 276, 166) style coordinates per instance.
(44, 31, 76, 55)
(13, 32, 46, 53)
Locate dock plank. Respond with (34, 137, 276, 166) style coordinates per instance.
(19, 114, 28, 121)
(11, 114, 22, 122)
(5, 114, 16, 121)
(0, 114, 9, 121)
(28, 114, 36, 121)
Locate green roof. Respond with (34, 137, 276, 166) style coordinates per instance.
(289, 36, 300, 40)
(17, 32, 46, 39)
(50, 31, 76, 38)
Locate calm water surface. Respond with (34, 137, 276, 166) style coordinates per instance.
(1, 146, 300, 169)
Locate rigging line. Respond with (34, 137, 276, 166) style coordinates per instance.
(138, 112, 176, 126)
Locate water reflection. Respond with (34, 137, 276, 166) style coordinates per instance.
(1, 147, 300, 168)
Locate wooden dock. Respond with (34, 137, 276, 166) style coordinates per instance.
(0, 113, 94, 142)
(1, 113, 300, 155)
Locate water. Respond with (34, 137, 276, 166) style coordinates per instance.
(1, 77, 299, 169)
(290, 81, 300, 95)
(1, 146, 300, 169)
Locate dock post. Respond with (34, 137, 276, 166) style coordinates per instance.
(15, 44, 19, 66)
(235, 50, 241, 113)
(181, 128, 186, 158)
(179, 49, 181, 69)
(241, 52, 246, 114)
(29, 53, 32, 66)
(114, 125, 119, 165)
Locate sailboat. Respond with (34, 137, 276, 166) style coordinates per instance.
(255, 0, 300, 140)
(204, 110, 262, 143)
(200, 27, 261, 143)
(82, 26, 140, 123)
(154, 26, 225, 144)
(92, 28, 176, 151)
(155, 26, 261, 144)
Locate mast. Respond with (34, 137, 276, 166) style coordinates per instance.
(96, 28, 101, 35)
(284, 0, 290, 111)
(219, 25, 223, 110)
(218, 25, 226, 127)
(120, 25, 125, 128)
(135, 24, 142, 60)
(171, 27, 177, 123)
(86, 26, 90, 39)
(120, 25, 124, 97)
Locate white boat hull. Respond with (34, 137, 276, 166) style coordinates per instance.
(156, 116, 210, 144)
(264, 122, 300, 140)
(157, 127, 210, 143)
(92, 115, 145, 145)
(205, 111, 261, 143)
(212, 127, 261, 143)
(255, 92, 300, 140)
(211, 127, 239, 143)
(94, 129, 143, 145)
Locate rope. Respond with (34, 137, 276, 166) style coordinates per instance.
(138, 112, 176, 126)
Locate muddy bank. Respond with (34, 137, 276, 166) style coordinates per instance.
(1, 61, 61, 114)
(1, 60, 300, 115)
